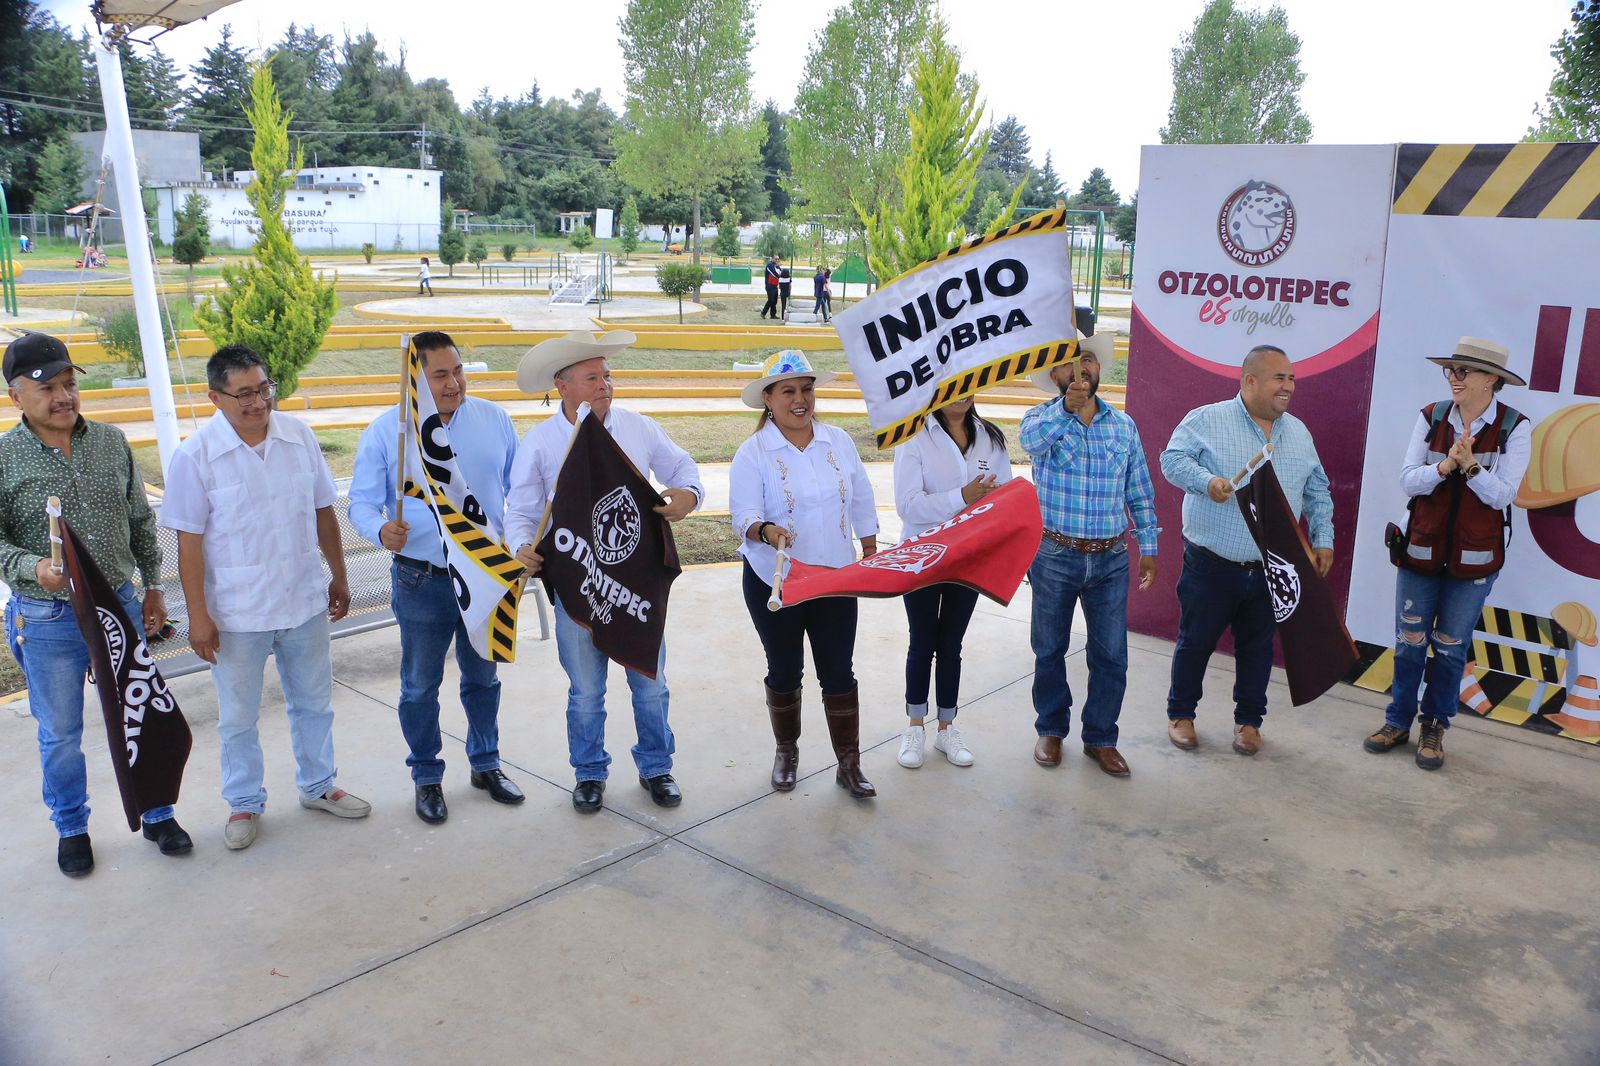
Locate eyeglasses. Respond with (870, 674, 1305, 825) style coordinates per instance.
(1440, 366, 1480, 382)
(215, 381, 277, 406)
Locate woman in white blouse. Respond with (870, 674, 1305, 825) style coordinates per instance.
(730, 352, 880, 799)
(891, 398, 1012, 769)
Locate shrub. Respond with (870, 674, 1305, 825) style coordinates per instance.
(97, 305, 144, 378)
(438, 229, 466, 275)
(501, 242, 518, 262)
(568, 223, 594, 251)
(467, 238, 488, 268)
(655, 262, 711, 323)
(360, 242, 376, 263)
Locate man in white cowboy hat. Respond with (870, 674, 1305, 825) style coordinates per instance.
(1160, 344, 1334, 758)
(1363, 336, 1532, 771)
(504, 329, 704, 814)
(348, 330, 527, 826)
(1021, 331, 1159, 778)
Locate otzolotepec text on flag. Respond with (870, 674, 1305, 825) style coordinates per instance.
(834, 209, 1080, 449)
(403, 340, 524, 662)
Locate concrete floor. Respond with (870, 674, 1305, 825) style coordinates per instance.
(1, 568, 1597, 1066)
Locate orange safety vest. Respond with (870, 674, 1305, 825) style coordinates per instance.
(1399, 400, 1525, 580)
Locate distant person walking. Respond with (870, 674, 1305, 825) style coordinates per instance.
(760, 255, 781, 319)
(418, 256, 434, 297)
(779, 267, 792, 319)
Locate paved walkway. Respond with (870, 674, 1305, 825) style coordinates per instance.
(1, 566, 1595, 1064)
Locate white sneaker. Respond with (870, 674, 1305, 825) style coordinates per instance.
(934, 725, 974, 766)
(224, 812, 258, 850)
(897, 724, 926, 768)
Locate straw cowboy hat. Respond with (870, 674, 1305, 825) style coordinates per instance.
(741, 350, 837, 408)
(1032, 331, 1114, 394)
(1425, 336, 1527, 387)
(516, 329, 638, 395)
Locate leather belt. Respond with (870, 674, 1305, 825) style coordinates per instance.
(1043, 530, 1122, 553)
(1187, 541, 1263, 571)
(395, 555, 452, 577)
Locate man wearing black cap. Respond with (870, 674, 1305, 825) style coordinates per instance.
(0, 332, 192, 877)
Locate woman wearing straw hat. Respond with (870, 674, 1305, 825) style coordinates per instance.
(890, 396, 1012, 770)
(729, 351, 880, 798)
(1365, 336, 1534, 771)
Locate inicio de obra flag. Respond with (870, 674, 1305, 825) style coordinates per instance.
(60, 519, 192, 831)
(1236, 454, 1357, 706)
(780, 479, 1043, 607)
(835, 210, 1079, 449)
(403, 341, 523, 662)
(536, 412, 681, 679)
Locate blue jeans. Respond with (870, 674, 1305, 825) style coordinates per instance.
(1029, 539, 1130, 748)
(5, 582, 174, 837)
(903, 582, 980, 718)
(1166, 542, 1276, 728)
(211, 611, 337, 814)
(554, 594, 673, 783)
(1386, 568, 1497, 731)
(391, 562, 502, 785)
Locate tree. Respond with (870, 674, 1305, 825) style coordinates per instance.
(438, 227, 466, 276)
(1113, 194, 1138, 246)
(986, 116, 1032, 182)
(1160, 0, 1312, 145)
(655, 262, 711, 322)
(1529, 1, 1600, 141)
(567, 223, 593, 251)
(1072, 167, 1120, 211)
(615, 0, 766, 292)
(714, 200, 742, 258)
(618, 194, 642, 259)
(32, 136, 83, 215)
(185, 26, 256, 174)
(974, 190, 1005, 235)
(502, 242, 518, 262)
(467, 237, 489, 268)
(1029, 151, 1063, 207)
(194, 63, 337, 400)
(759, 102, 792, 217)
(859, 21, 1020, 281)
(754, 219, 797, 261)
(171, 191, 211, 296)
(788, 0, 934, 232)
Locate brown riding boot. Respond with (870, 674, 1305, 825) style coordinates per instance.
(822, 688, 876, 799)
(767, 684, 802, 791)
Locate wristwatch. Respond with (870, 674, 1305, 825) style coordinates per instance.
(1464, 463, 1483, 480)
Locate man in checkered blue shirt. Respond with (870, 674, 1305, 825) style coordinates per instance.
(1159, 345, 1334, 757)
(1020, 332, 1159, 779)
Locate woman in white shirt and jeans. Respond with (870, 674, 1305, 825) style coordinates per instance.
(730, 352, 880, 799)
(892, 398, 1011, 768)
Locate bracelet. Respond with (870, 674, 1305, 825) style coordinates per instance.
(758, 521, 775, 545)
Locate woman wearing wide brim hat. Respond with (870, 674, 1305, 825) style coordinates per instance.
(516, 329, 638, 397)
(728, 350, 880, 798)
(1030, 331, 1113, 394)
(1364, 336, 1535, 771)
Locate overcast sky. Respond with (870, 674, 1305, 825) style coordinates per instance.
(47, 0, 1576, 199)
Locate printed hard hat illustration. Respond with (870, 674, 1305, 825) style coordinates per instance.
(1515, 402, 1600, 508)
(1553, 601, 1599, 648)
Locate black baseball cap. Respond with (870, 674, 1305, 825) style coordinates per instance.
(3, 332, 84, 385)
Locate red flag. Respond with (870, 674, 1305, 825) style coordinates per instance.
(59, 519, 192, 831)
(779, 479, 1044, 607)
(1235, 458, 1358, 706)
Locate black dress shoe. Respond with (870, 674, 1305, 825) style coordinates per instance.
(58, 834, 94, 878)
(415, 783, 448, 824)
(572, 780, 605, 813)
(639, 774, 682, 808)
(471, 768, 526, 805)
(142, 818, 194, 855)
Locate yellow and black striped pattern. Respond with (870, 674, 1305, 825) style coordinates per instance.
(878, 209, 1070, 289)
(872, 338, 1078, 449)
(1392, 142, 1600, 220)
(405, 344, 523, 662)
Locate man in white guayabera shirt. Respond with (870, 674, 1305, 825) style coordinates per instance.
(160, 346, 370, 851)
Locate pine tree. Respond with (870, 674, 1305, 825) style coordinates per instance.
(171, 192, 211, 297)
(974, 190, 1005, 236)
(1031, 151, 1063, 206)
(194, 63, 337, 399)
(185, 27, 255, 173)
(32, 136, 84, 215)
(618, 195, 642, 259)
(714, 200, 742, 258)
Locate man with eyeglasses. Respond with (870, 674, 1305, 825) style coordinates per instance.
(1, 332, 193, 877)
(348, 330, 525, 825)
(161, 345, 370, 850)
(1364, 337, 1533, 771)
(1160, 344, 1334, 757)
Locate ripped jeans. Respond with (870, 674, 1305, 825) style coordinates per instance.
(1386, 567, 1498, 730)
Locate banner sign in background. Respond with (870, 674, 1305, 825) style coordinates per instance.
(835, 209, 1079, 449)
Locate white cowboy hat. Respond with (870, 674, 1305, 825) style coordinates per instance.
(741, 349, 837, 408)
(1032, 331, 1113, 394)
(1425, 336, 1527, 387)
(516, 330, 638, 395)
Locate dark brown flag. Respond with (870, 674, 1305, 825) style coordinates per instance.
(537, 414, 681, 678)
(59, 519, 192, 830)
(1236, 459, 1358, 706)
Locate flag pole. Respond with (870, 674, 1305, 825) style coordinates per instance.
(529, 401, 591, 552)
(396, 335, 412, 506)
(1231, 443, 1275, 488)
(46, 496, 63, 574)
(766, 549, 789, 612)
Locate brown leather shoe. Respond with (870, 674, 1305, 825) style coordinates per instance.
(1032, 735, 1062, 767)
(1083, 746, 1130, 777)
(1167, 718, 1198, 750)
(1232, 724, 1262, 756)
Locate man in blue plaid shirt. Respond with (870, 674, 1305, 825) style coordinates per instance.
(1159, 345, 1334, 757)
(1020, 332, 1159, 778)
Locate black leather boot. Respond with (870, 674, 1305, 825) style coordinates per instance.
(823, 688, 875, 799)
(767, 684, 802, 791)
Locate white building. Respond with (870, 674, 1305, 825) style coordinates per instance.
(153, 165, 442, 252)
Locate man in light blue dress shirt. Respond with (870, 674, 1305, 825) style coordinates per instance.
(348, 332, 526, 825)
(1159, 345, 1334, 756)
